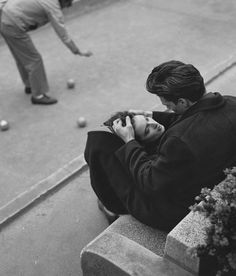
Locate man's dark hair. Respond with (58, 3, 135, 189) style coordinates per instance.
(146, 60, 205, 103)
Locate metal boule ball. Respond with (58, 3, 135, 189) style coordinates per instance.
(67, 79, 75, 89)
(77, 117, 87, 128)
(0, 120, 9, 131)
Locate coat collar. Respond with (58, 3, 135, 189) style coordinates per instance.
(167, 92, 225, 128)
(181, 92, 225, 120)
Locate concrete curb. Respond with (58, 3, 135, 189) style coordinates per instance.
(0, 154, 88, 228)
(204, 54, 236, 86)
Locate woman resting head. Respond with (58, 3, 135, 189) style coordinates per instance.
(103, 111, 165, 143)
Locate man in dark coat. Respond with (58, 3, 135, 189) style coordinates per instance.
(85, 60, 236, 231)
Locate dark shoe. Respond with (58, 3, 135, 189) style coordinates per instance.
(25, 87, 32, 94)
(31, 94, 58, 105)
(97, 199, 119, 224)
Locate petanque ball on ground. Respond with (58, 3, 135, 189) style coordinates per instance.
(77, 117, 87, 128)
(67, 78, 75, 89)
(0, 120, 9, 131)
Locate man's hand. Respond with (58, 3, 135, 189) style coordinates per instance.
(128, 109, 153, 117)
(69, 40, 92, 56)
(73, 46, 93, 57)
(74, 49, 93, 57)
(112, 116, 135, 143)
(79, 50, 93, 57)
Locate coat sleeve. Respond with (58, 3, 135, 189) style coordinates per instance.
(152, 111, 180, 129)
(115, 137, 195, 196)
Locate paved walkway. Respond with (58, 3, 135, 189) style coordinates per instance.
(1, 0, 236, 275)
(0, 169, 109, 276)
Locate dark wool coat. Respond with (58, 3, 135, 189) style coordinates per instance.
(85, 92, 236, 231)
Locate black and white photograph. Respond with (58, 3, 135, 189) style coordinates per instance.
(0, 0, 236, 275)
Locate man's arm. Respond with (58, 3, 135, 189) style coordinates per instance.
(115, 136, 195, 196)
(152, 111, 180, 128)
(44, 0, 92, 56)
(112, 116, 195, 195)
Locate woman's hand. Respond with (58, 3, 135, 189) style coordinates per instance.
(112, 116, 135, 143)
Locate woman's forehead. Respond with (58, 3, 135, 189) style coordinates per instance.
(133, 115, 146, 134)
(133, 115, 146, 126)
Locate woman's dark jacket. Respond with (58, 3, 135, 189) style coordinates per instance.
(85, 92, 236, 231)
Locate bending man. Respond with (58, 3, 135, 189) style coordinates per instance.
(0, 0, 92, 105)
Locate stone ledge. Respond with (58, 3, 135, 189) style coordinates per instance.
(105, 215, 168, 256)
(164, 211, 209, 275)
(80, 206, 211, 276)
(81, 231, 193, 276)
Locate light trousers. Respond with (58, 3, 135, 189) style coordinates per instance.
(0, 22, 49, 96)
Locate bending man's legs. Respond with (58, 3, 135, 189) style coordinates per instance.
(0, 23, 49, 97)
(5, 40, 30, 88)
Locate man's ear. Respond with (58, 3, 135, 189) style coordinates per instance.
(177, 98, 191, 108)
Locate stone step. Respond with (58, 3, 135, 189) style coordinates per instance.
(81, 231, 193, 276)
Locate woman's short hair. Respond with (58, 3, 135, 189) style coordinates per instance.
(146, 60, 205, 103)
(103, 111, 134, 132)
(103, 111, 160, 152)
